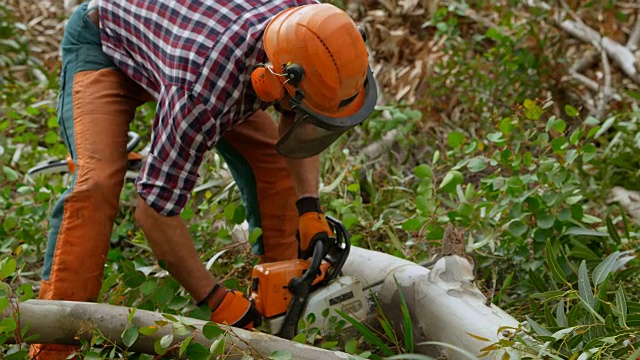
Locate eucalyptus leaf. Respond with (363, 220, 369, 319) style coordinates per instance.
(592, 251, 620, 286)
(578, 261, 596, 309)
(545, 239, 567, 284)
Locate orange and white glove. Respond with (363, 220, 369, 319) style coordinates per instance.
(201, 284, 262, 330)
(296, 197, 333, 259)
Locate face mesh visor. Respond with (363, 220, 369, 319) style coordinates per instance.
(276, 115, 348, 158)
(275, 67, 378, 159)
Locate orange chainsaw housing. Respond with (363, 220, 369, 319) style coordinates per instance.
(250, 259, 329, 318)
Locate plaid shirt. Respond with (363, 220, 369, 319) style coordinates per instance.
(98, 0, 316, 216)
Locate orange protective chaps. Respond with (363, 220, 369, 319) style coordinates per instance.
(33, 3, 298, 359)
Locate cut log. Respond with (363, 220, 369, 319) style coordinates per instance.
(4, 247, 528, 359)
(2, 300, 354, 360)
(343, 247, 521, 360)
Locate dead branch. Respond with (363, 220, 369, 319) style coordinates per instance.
(561, 19, 640, 85)
(627, 12, 640, 51)
(593, 48, 613, 119)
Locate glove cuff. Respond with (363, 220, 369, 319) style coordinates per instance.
(296, 196, 322, 215)
(197, 283, 226, 310)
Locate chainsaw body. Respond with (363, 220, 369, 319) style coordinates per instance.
(250, 216, 367, 338)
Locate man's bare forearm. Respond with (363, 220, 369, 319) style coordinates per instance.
(135, 198, 216, 302)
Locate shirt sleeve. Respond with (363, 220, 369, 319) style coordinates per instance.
(136, 86, 209, 216)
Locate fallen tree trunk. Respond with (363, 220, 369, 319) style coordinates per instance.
(4, 246, 525, 359)
(343, 247, 521, 360)
(2, 300, 354, 360)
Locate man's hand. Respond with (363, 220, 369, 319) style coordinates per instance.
(206, 285, 262, 330)
(296, 197, 333, 259)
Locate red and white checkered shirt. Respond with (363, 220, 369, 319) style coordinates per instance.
(97, 0, 316, 216)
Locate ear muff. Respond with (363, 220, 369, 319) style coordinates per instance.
(251, 63, 306, 103)
(251, 65, 284, 103)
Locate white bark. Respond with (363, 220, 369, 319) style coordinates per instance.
(343, 247, 521, 360)
(3, 300, 353, 360)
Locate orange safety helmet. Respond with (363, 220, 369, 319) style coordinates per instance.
(251, 3, 377, 158)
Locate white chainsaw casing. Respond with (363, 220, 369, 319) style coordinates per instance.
(266, 275, 367, 335)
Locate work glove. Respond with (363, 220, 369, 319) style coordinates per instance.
(296, 197, 334, 259)
(203, 284, 262, 330)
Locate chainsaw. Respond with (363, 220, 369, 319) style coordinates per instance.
(249, 216, 367, 339)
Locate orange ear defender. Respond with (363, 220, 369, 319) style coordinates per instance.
(251, 65, 283, 103)
(251, 63, 305, 103)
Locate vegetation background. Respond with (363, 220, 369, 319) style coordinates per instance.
(1, 0, 640, 359)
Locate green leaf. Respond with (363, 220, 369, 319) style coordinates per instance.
(508, 221, 528, 237)
(223, 203, 235, 221)
(0, 297, 8, 313)
(578, 261, 596, 309)
(160, 333, 173, 349)
(413, 164, 432, 178)
(616, 286, 627, 327)
(556, 300, 568, 327)
(447, 131, 464, 148)
(545, 239, 567, 284)
(487, 132, 505, 143)
(0, 258, 17, 280)
(138, 325, 159, 336)
(467, 157, 488, 172)
(3, 166, 18, 181)
(268, 350, 292, 360)
(438, 170, 463, 193)
(179, 336, 193, 357)
(525, 316, 552, 336)
(44, 130, 58, 144)
(291, 333, 306, 344)
(605, 217, 621, 245)
(46, 115, 58, 128)
(523, 99, 542, 120)
(121, 326, 139, 348)
(347, 183, 360, 193)
(592, 251, 620, 286)
(564, 104, 579, 117)
(232, 204, 246, 224)
(565, 227, 608, 237)
(210, 337, 225, 355)
(185, 343, 211, 360)
(248, 227, 263, 245)
(553, 119, 567, 133)
(394, 277, 413, 353)
(345, 339, 358, 354)
(402, 217, 425, 231)
(536, 213, 555, 229)
(203, 323, 224, 339)
(336, 309, 394, 356)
